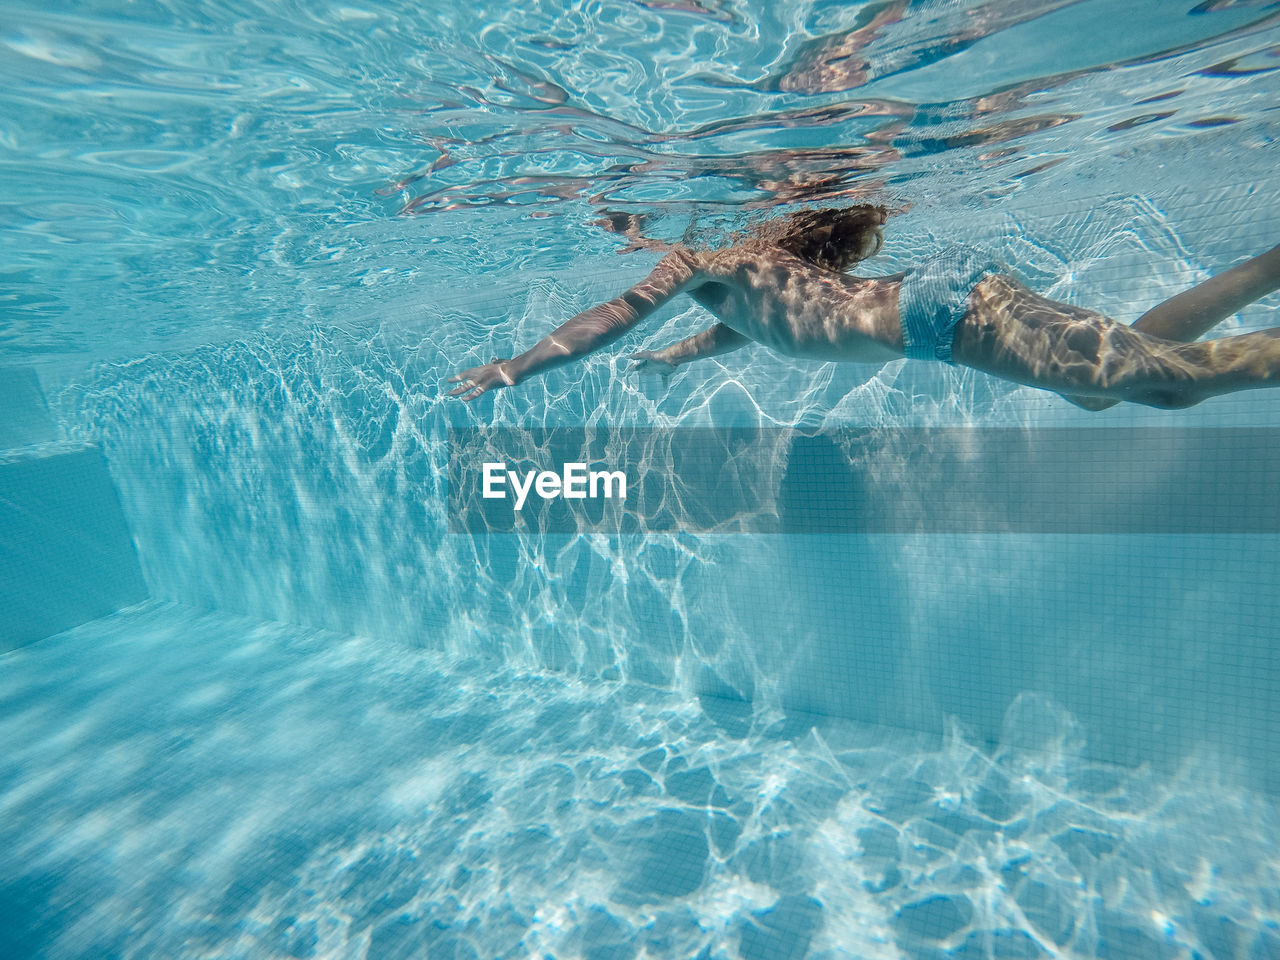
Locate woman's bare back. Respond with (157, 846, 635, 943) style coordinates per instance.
(684, 247, 905, 363)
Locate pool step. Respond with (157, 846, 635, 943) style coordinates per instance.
(0, 366, 147, 653)
(0, 365, 56, 448)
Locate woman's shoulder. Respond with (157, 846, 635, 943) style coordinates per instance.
(694, 241, 815, 276)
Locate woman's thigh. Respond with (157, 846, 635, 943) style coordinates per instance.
(951, 274, 1154, 399)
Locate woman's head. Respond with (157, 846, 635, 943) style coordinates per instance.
(751, 204, 888, 272)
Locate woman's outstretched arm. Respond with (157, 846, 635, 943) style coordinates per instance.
(448, 250, 701, 401)
(630, 322, 752, 374)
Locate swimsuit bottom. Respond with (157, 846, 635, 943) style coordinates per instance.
(897, 244, 1003, 363)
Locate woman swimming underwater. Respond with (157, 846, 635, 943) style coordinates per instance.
(448, 205, 1280, 411)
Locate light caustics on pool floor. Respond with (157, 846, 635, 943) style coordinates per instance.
(2, 604, 1278, 960)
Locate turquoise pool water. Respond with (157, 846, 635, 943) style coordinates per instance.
(3, 1, 1280, 957)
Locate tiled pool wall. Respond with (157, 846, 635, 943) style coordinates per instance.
(6, 176, 1280, 793)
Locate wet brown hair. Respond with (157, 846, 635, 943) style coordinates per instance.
(750, 204, 887, 272)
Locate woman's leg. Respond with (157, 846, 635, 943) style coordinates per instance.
(1060, 242, 1280, 410)
(951, 274, 1280, 409)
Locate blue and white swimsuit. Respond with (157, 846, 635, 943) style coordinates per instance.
(896, 245, 1003, 364)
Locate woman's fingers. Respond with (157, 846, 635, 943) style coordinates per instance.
(628, 351, 675, 374)
(446, 365, 504, 401)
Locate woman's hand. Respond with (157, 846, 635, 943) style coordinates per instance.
(447, 358, 516, 401)
(628, 350, 678, 376)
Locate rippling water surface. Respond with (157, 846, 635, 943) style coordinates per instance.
(3, 0, 1278, 363)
